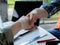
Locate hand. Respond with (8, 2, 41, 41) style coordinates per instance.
(12, 16, 36, 35)
(26, 8, 40, 23)
(17, 16, 36, 30)
(26, 8, 48, 23)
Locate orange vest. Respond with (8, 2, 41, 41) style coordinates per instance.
(56, 16, 60, 29)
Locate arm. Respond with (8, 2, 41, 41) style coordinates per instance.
(2, 16, 35, 36)
(41, 0, 60, 18)
(0, 21, 22, 44)
(27, 0, 60, 20)
(1, 16, 34, 44)
(11, 16, 34, 35)
(11, 21, 22, 35)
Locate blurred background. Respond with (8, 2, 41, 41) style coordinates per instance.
(0, 0, 7, 22)
(8, 0, 60, 23)
(8, 0, 60, 29)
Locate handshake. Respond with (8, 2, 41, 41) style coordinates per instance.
(17, 14, 37, 30)
(16, 8, 48, 31)
(17, 8, 40, 30)
(11, 8, 48, 35)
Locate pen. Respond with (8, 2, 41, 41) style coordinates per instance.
(37, 38, 56, 43)
(25, 34, 47, 45)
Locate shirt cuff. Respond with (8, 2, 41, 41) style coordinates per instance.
(40, 4, 51, 18)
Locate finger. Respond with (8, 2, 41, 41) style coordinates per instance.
(27, 14, 34, 21)
(30, 14, 34, 21)
(28, 25, 36, 31)
(26, 22, 34, 30)
(26, 14, 30, 18)
(30, 14, 38, 23)
(29, 23, 36, 30)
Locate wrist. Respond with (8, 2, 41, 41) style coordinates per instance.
(31, 8, 48, 18)
(30, 8, 41, 18)
(15, 21, 23, 29)
(11, 21, 22, 34)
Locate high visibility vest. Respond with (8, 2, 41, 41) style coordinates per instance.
(56, 16, 60, 29)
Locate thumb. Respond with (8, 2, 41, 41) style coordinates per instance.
(26, 14, 33, 22)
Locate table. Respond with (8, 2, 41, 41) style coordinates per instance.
(2, 19, 59, 45)
(14, 26, 59, 45)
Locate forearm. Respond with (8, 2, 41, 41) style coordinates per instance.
(35, 8, 48, 18)
(11, 21, 22, 36)
(11, 16, 31, 36)
(31, 0, 60, 18)
(30, 8, 48, 18)
(40, 0, 60, 18)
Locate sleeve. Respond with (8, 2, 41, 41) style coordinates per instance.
(1, 26, 13, 45)
(40, 0, 60, 18)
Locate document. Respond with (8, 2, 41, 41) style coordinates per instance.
(14, 26, 47, 45)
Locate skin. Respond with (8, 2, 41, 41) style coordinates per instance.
(11, 16, 35, 35)
(27, 8, 48, 24)
(11, 8, 48, 36)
